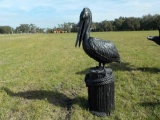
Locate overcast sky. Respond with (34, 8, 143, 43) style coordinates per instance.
(0, 0, 159, 28)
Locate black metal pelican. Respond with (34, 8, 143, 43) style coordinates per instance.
(75, 8, 120, 67)
(147, 26, 160, 45)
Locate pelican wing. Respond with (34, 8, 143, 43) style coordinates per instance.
(88, 37, 120, 61)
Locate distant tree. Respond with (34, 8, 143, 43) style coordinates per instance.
(150, 14, 160, 30)
(0, 26, 12, 34)
(37, 28, 45, 33)
(122, 17, 140, 31)
(140, 14, 153, 30)
(15, 24, 39, 33)
(113, 17, 125, 31)
(91, 22, 96, 31)
(96, 22, 103, 31)
(63, 22, 72, 32)
(107, 21, 114, 31)
(20, 24, 29, 33)
(70, 23, 78, 32)
(29, 24, 37, 33)
(15, 24, 29, 33)
(101, 20, 108, 31)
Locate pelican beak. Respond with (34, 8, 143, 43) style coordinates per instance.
(147, 36, 153, 41)
(75, 20, 86, 47)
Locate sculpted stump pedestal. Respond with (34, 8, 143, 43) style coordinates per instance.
(85, 67, 115, 116)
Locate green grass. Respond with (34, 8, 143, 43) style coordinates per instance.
(0, 31, 160, 120)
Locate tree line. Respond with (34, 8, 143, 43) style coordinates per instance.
(0, 14, 159, 34)
(91, 14, 160, 32)
(0, 24, 44, 34)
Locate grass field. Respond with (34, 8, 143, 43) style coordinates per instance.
(0, 31, 160, 120)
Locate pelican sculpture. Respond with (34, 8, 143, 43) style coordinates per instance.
(147, 26, 160, 45)
(75, 8, 120, 68)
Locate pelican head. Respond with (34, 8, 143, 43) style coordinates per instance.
(75, 8, 92, 47)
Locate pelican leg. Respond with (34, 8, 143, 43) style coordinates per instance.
(99, 62, 101, 67)
(102, 63, 105, 68)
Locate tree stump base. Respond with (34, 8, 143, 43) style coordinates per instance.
(85, 67, 114, 117)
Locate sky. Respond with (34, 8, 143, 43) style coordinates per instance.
(0, 0, 160, 28)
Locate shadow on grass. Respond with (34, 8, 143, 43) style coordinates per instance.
(136, 67, 160, 73)
(139, 101, 160, 107)
(76, 62, 133, 74)
(76, 62, 160, 74)
(76, 68, 89, 75)
(108, 62, 134, 71)
(2, 87, 87, 110)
